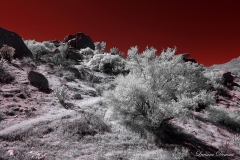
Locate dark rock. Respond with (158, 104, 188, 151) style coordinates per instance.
(63, 35, 75, 42)
(6, 111, 15, 116)
(63, 33, 95, 50)
(68, 38, 77, 48)
(28, 71, 49, 92)
(223, 72, 234, 84)
(184, 58, 197, 63)
(0, 27, 33, 59)
(222, 72, 240, 89)
(31, 107, 37, 111)
(73, 93, 83, 100)
(179, 53, 197, 63)
(2, 92, 14, 98)
(17, 92, 27, 99)
(12, 107, 20, 111)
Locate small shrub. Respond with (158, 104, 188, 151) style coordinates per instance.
(80, 47, 94, 55)
(0, 44, 15, 62)
(62, 71, 76, 81)
(171, 146, 189, 160)
(87, 53, 126, 74)
(203, 69, 225, 90)
(24, 40, 52, 63)
(54, 86, 69, 106)
(109, 47, 124, 57)
(0, 59, 15, 83)
(42, 41, 55, 50)
(206, 105, 240, 132)
(94, 41, 106, 54)
(61, 112, 111, 139)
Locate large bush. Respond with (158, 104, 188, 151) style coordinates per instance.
(103, 46, 216, 142)
(203, 69, 225, 90)
(87, 53, 126, 74)
(24, 40, 53, 60)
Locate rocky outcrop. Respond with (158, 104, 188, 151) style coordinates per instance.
(63, 33, 95, 50)
(222, 71, 240, 89)
(28, 71, 50, 93)
(0, 27, 33, 59)
(181, 53, 197, 63)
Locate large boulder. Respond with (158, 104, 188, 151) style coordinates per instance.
(63, 33, 95, 50)
(28, 71, 50, 92)
(0, 27, 33, 59)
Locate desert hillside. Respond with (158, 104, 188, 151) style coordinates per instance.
(1, 27, 240, 160)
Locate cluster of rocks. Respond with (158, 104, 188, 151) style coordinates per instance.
(63, 33, 95, 50)
(3, 103, 36, 117)
(0, 27, 95, 61)
(0, 27, 33, 59)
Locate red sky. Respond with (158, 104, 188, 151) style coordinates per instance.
(1, 0, 240, 66)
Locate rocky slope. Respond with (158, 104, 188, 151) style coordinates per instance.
(0, 27, 240, 160)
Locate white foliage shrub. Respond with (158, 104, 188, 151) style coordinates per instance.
(94, 41, 106, 54)
(24, 40, 52, 61)
(104, 46, 216, 141)
(80, 47, 94, 55)
(87, 53, 126, 73)
(203, 69, 225, 90)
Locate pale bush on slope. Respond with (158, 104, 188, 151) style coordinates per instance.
(203, 69, 225, 90)
(24, 40, 52, 61)
(104, 46, 216, 142)
(87, 53, 126, 74)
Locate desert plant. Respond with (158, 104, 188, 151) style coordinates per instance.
(109, 47, 124, 57)
(42, 41, 55, 50)
(80, 47, 94, 55)
(103, 46, 216, 143)
(87, 53, 126, 74)
(54, 86, 69, 106)
(206, 105, 240, 132)
(94, 41, 107, 54)
(0, 58, 15, 83)
(0, 44, 15, 62)
(62, 71, 76, 82)
(171, 146, 189, 160)
(203, 69, 225, 90)
(24, 40, 52, 63)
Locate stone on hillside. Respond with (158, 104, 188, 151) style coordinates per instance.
(28, 71, 49, 92)
(0, 27, 33, 59)
(63, 33, 95, 50)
